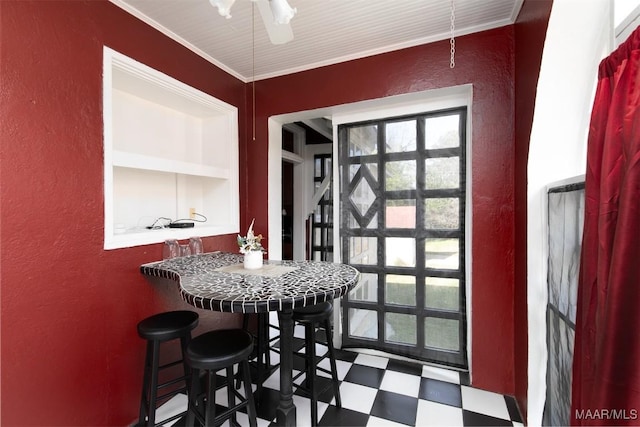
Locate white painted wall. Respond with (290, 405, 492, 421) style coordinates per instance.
(526, 1, 612, 425)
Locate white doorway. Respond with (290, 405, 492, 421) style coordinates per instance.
(271, 120, 333, 261)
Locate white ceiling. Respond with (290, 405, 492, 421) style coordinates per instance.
(111, 0, 523, 82)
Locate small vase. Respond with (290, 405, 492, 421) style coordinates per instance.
(243, 251, 263, 270)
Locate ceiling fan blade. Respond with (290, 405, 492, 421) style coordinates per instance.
(209, 0, 236, 18)
(254, 0, 294, 45)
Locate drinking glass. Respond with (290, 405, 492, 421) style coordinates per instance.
(189, 237, 204, 255)
(163, 239, 179, 259)
(179, 244, 192, 257)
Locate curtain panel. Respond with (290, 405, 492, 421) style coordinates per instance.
(571, 26, 640, 426)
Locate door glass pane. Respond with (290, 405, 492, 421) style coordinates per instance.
(425, 157, 459, 189)
(365, 214, 378, 230)
(425, 277, 459, 310)
(424, 198, 459, 230)
(350, 273, 378, 303)
(348, 213, 359, 228)
(349, 165, 360, 180)
(350, 162, 378, 182)
(425, 317, 459, 351)
(351, 177, 376, 216)
(349, 125, 378, 156)
(349, 212, 379, 229)
(349, 236, 377, 265)
(425, 115, 460, 149)
(386, 160, 416, 191)
(363, 163, 379, 183)
(386, 120, 416, 153)
(386, 199, 416, 228)
(385, 274, 416, 306)
(349, 308, 377, 339)
(425, 238, 459, 270)
(367, 213, 379, 229)
(386, 237, 415, 267)
(386, 313, 417, 345)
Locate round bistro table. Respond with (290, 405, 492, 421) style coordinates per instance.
(140, 251, 360, 427)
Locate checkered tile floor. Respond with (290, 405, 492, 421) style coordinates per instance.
(159, 326, 523, 427)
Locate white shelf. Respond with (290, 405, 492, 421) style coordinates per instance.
(112, 151, 230, 179)
(106, 224, 237, 250)
(103, 47, 239, 250)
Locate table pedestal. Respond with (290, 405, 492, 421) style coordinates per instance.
(276, 309, 296, 427)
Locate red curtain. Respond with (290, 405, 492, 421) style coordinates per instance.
(571, 26, 640, 425)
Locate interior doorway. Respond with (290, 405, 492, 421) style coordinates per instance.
(280, 120, 333, 262)
(268, 86, 473, 370)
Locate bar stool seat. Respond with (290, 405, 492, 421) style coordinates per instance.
(137, 310, 199, 427)
(292, 302, 342, 426)
(186, 329, 258, 427)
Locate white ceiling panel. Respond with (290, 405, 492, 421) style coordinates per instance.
(111, 0, 523, 82)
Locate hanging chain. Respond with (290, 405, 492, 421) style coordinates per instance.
(252, 2, 256, 141)
(449, 0, 456, 69)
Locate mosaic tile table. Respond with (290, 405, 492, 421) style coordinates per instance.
(140, 251, 360, 427)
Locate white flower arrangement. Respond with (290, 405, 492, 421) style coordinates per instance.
(237, 218, 266, 254)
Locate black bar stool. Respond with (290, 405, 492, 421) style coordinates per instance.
(292, 302, 342, 426)
(137, 310, 199, 427)
(185, 328, 258, 427)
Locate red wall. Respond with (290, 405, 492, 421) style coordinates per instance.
(247, 28, 518, 394)
(513, 0, 554, 419)
(1, 1, 247, 425)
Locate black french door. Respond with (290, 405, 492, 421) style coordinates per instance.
(339, 108, 468, 368)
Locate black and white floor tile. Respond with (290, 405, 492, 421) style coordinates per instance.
(158, 327, 524, 427)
